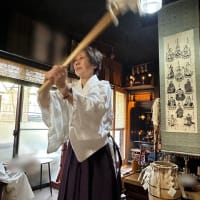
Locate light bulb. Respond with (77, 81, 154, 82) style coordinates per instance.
(140, 0, 162, 14)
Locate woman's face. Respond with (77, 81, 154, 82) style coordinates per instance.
(73, 51, 96, 79)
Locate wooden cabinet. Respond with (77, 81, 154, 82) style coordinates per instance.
(123, 173, 148, 200)
(125, 184, 148, 200)
(99, 57, 122, 86)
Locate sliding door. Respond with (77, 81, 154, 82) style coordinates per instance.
(0, 80, 50, 162)
(19, 85, 48, 156)
(0, 81, 18, 162)
(112, 87, 127, 161)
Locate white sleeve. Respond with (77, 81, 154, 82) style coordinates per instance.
(38, 91, 70, 153)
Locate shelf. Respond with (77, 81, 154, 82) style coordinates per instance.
(124, 84, 154, 91)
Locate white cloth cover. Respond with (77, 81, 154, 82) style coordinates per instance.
(1, 170, 34, 200)
(39, 75, 113, 162)
(152, 98, 160, 127)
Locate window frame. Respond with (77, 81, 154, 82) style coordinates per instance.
(111, 86, 127, 163)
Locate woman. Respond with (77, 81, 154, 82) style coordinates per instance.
(38, 46, 122, 200)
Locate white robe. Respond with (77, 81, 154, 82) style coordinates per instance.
(39, 75, 113, 162)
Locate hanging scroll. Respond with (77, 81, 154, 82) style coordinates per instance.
(164, 29, 197, 133)
(158, 0, 200, 155)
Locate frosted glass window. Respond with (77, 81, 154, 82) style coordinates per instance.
(115, 91, 126, 128)
(114, 90, 126, 159)
(0, 81, 19, 162)
(19, 86, 49, 156)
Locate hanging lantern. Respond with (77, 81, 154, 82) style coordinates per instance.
(140, 0, 162, 14)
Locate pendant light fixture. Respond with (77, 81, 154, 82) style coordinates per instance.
(140, 0, 162, 14)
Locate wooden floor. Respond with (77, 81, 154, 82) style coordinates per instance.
(33, 186, 127, 200)
(33, 187, 58, 200)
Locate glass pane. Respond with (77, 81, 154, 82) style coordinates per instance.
(115, 91, 126, 128)
(0, 81, 18, 162)
(114, 129, 125, 159)
(19, 129, 48, 155)
(114, 90, 126, 160)
(114, 130, 121, 147)
(19, 86, 48, 155)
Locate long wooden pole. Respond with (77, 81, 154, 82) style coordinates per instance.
(38, 7, 121, 94)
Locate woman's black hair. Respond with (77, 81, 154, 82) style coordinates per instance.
(84, 46, 103, 75)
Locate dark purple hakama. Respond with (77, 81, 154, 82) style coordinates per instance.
(58, 142, 122, 200)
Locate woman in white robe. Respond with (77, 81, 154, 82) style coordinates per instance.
(38, 46, 122, 200)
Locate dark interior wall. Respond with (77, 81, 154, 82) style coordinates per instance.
(1, 11, 73, 66)
(0, 8, 160, 88)
(0, 1, 13, 50)
(6, 13, 33, 58)
(0, 12, 124, 85)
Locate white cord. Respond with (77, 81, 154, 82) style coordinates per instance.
(106, 0, 140, 26)
(107, 1, 120, 26)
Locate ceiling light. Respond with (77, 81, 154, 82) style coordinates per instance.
(140, 0, 162, 14)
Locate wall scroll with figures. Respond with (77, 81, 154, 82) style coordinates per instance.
(164, 29, 197, 133)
